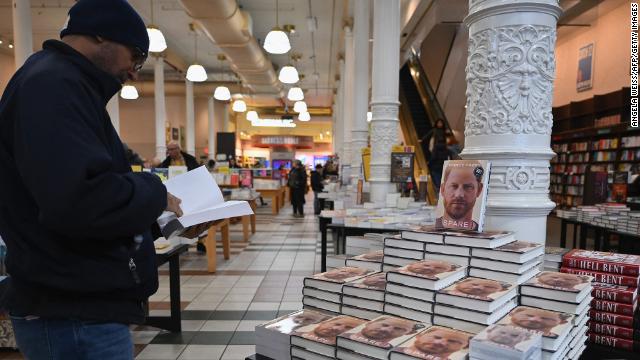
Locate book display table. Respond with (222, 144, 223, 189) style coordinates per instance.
(230, 195, 259, 242)
(205, 218, 230, 273)
(256, 189, 281, 215)
(147, 244, 189, 332)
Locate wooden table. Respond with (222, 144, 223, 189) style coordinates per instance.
(204, 218, 230, 273)
(256, 189, 280, 215)
(147, 244, 189, 332)
(230, 196, 259, 242)
(279, 186, 286, 208)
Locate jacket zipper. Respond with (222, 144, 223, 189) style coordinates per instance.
(129, 258, 141, 285)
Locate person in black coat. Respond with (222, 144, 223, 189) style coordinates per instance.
(0, 1, 185, 357)
(288, 160, 308, 217)
(420, 119, 450, 189)
(311, 164, 325, 215)
(160, 141, 199, 170)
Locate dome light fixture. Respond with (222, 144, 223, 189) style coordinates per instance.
(147, 1, 167, 53)
(214, 86, 231, 101)
(232, 99, 247, 112)
(246, 110, 259, 121)
(186, 64, 207, 82)
(263, 0, 290, 54)
(367, 111, 372, 122)
(293, 101, 307, 113)
(298, 111, 311, 122)
(120, 85, 139, 100)
(287, 87, 304, 101)
(278, 65, 299, 84)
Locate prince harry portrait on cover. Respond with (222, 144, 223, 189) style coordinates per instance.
(435, 160, 486, 231)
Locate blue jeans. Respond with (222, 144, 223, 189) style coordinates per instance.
(11, 315, 133, 360)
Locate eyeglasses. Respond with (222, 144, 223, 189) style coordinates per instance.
(129, 46, 147, 72)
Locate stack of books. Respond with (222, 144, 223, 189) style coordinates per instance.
(255, 309, 332, 360)
(519, 271, 593, 359)
(425, 230, 516, 268)
(559, 249, 640, 351)
(497, 306, 575, 360)
(543, 247, 570, 271)
(388, 325, 474, 360)
(291, 315, 366, 359)
(470, 323, 542, 360)
(345, 235, 384, 256)
(303, 267, 375, 314)
(341, 272, 387, 320)
(434, 277, 518, 334)
(336, 315, 426, 360)
(326, 255, 349, 270)
(469, 241, 544, 285)
(381, 226, 446, 271)
(384, 259, 466, 324)
(345, 251, 384, 271)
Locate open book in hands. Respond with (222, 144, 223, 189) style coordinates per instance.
(157, 166, 254, 239)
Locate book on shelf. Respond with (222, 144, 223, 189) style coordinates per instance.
(562, 249, 640, 276)
(388, 326, 474, 360)
(588, 322, 638, 340)
(386, 260, 466, 291)
(303, 296, 342, 314)
(346, 251, 384, 271)
(342, 272, 387, 301)
(425, 243, 472, 257)
(342, 295, 384, 312)
(520, 271, 594, 303)
(383, 303, 433, 324)
(468, 266, 540, 285)
(469, 256, 541, 274)
(157, 166, 254, 238)
(470, 324, 542, 360)
(290, 315, 366, 357)
(336, 315, 427, 359)
(304, 267, 376, 293)
(589, 310, 636, 327)
(587, 333, 638, 351)
(591, 283, 638, 304)
(432, 316, 487, 335)
(385, 282, 436, 302)
(437, 277, 517, 313)
(590, 298, 638, 316)
(442, 230, 515, 249)
(341, 305, 383, 321)
(560, 267, 640, 287)
(497, 306, 574, 351)
(472, 241, 544, 263)
(433, 298, 517, 325)
(434, 160, 491, 232)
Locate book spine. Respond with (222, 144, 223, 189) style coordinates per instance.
(591, 299, 636, 316)
(588, 333, 635, 351)
(560, 267, 640, 287)
(590, 310, 635, 327)
(563, 256, 640, 276)
(589, 322, 636, 340)
(591, 285, 636, 304)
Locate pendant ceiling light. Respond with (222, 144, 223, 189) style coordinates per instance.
(293, 101, 307, 113)
(367, 111, 372, 122)
(186, 28, 207, 82)
(263, 0, 290, 54)
(246, 110, 259, 121)
(287, 87, 304, 101)
(120, 85, 139, 100)
(279, 65, 299, 84)
(147, 0, 167, 53)
(298, 111, 311, 122)
(232, 99, 247, 112)
(213, 54, 231, 100)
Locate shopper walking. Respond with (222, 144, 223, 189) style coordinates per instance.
(0, 1, 185, 359)
(288, 160, 308, 217)
(420, 119, 450, 189)
(311, 164, 325, 215)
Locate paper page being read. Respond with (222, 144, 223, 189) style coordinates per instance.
(163, 166, 224, 214)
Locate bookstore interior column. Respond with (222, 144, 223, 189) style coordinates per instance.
(11, 0, 33, 68)
(185, 78, 196, 156)
(207, 96, 216, 161)
(350, 0, 370, 182)
(154, 54, 168, 161)
(460, 0, 562, 244)
(335, 58, 345, 164)
(342, 25, 355, 182)
(106, 94, 120, 135)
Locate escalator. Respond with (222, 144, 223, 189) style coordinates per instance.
(398, 54, 454, 205)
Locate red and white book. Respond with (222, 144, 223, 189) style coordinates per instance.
(590, 310, 636, 328)
(591, 298, 638, 316)
(591, 283, 638, 304)
(588, 333, 637, 351)
(589, 322, 636, 340)
(560, 267, 640, 287)
(563, 250, 640, 276)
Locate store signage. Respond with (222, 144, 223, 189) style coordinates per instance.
(251, 135, 314, 149)
(250, 118, 297, 128)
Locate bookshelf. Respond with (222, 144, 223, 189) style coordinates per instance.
(551, 87, 638, 208)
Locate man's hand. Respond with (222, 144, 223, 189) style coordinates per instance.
(166, 192, 183, 217)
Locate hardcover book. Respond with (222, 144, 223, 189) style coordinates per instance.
(472, 241, 544, 264)
(259, 309, 331, 336)
(291, 315, 366, 357)
(302, 296, 342, 314)
(386, 260, 466, 291)
(588, 322, 637, 340)
(346, 251, 385, 271)
(384, 293, 434, 314)
(497, 306, 574, 351)
(389, 326, 474, 360)
(443, 230, 515, 249)
(469, 266, 540, 285)
(470, 256, 541, 274)
(520, 271, 594, 303)
(589, 310, 636, 327)
(544, 247, 570, 263)
(343, 272, 387, 302)
(383, 303, 433, 324)
(304, 267, 376, 293)
(562, 249, 640, 276)
(434, 298, 517, 325)
(435, 160, 491, 232)
(337, 315, 426, 359)
(432, 315, 487, 335)
(587, 333, 637, 351)
(470, 324, 542, 360)
(591, 298, 637, 316)
(341, 305, 383, 321)
(560, 267, 639, 287)
(385, 282, 436, 302)
(437, 277, 517, 313)
(591, 283, 638, 304)
(401, 226, 448, 244)
(520, 294, 592, 315)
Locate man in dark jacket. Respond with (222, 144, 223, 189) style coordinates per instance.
(288, 160, 308, 217)
(0, 1, 183, 358)
(311, 164, 325, 215)
(160, 141, 199, 170)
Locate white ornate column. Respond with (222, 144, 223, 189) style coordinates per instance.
(461, 0, 562, 244)
(185, 79, 196, 156)
(369, 0, 401, 203)
(106, 94, 120, 135)
(335, 59, 345, 163)
(342, 26, 355, 183)
(154, 55, 167, 160)
(351, 0, 371, 179)
(12, 0, 33, 68)
(222, 103, 230, 132)
(208, 97, 216, 160)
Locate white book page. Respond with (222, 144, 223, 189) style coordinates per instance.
(164, 166, 224, 214)
(179, 201, 253, 227)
